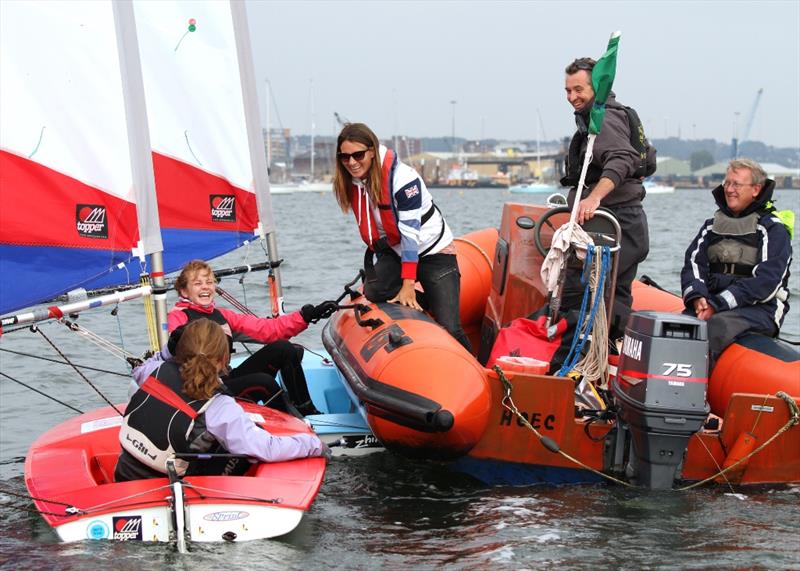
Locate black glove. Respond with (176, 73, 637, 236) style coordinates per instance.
(300, 301, 339, 324)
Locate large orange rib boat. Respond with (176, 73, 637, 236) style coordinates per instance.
(323, 202, 800, 489)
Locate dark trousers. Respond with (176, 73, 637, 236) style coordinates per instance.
(561, 204, 649, 339)
(363, 251, 472, 351)
(683, 305, 777, 369)
(224, 340, 314, 413)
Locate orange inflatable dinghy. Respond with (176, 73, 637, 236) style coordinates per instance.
(322, 228, 498, 458)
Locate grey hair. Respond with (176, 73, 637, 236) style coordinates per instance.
(728, 158, 767, 186)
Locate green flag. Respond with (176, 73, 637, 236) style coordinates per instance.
(589, 31, 621, 135)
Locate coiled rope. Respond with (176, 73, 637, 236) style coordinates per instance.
(556, 246, 610, 379)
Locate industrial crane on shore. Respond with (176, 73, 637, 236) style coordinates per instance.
(732, 88, 763, 159)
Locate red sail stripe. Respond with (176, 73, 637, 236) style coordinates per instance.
(0, 150, 138, 250)
(152, 152, 259, 232)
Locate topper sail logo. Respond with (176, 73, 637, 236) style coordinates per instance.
(112, 515, 143, 541)
(76, 204, 108, 239)
(210, 194, 236, 222)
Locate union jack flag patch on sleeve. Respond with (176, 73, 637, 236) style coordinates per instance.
(404, 184, 420, 198)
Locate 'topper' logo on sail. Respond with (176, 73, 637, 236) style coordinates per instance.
(76, 205, 108, 239)
(210, 194, 236, 222)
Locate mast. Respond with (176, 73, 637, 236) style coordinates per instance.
(266, 79, 272, 171)
(113, 0, 168, 348)
(310, 78, 315, 181)
(536, 108, 541, 180)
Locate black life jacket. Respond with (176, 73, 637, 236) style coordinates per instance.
(114, 361, 240, 481)
(561, 102, 657, 188)
(182, 307, 234, 353)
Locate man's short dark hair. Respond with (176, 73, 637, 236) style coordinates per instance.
(565, 57, 596, 74)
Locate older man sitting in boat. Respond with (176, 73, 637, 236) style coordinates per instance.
(681, 158, 792, 368)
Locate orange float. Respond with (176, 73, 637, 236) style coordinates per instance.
(322, 229, 497, 459)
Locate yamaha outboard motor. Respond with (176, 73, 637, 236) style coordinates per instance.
(612, 311, 710, 489)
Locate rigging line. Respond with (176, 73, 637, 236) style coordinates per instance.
(112, 303, 128, 354)
(0, 372, 83, 414)
(73, 483, 174, 514)
(0, 485, 81, 511)
(0, 324, 38, 335)
(493, 365, 633, 488)
(750, 393, 771, 434)
(182, 482, 281, 505)
(216, 285, 255, 315)
(676, 392, 799, 491)
(0, 348, 129, 377)
(60, 319, 138, 362)
(306, 419, 373, 430)
(298, 346, 335, 366)
(33, 326, 123, 416)
(691, 433, 738, 494)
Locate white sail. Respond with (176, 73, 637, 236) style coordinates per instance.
(0, 0, 161, 314)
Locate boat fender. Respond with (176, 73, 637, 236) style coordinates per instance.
(540, 436, 560, 454)
(716, 431, 758, 484)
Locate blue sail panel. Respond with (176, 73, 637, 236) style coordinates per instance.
(0, 245, 135, 316)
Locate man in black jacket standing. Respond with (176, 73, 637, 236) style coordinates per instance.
(560, 57, 651, 340)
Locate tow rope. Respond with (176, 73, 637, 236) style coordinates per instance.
(494, 364, 632, 487)
(493, 366, 800, 490)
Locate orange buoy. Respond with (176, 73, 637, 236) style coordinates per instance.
(716, 431, 758, 484)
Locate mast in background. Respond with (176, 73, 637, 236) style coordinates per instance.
(230, 0, 284, 314)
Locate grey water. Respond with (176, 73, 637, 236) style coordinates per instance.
(1, 188, 799, 569)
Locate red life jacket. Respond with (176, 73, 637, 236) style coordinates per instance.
(350, 149, 400, 249)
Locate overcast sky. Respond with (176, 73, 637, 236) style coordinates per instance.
(245, 0, 800, 149)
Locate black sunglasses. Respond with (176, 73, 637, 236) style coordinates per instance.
(338, 148, 371, 163)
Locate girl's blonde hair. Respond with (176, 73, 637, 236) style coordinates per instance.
(174, 260, 216, 295)
(332, 123, 383, 212)
(174, 318, 229, 400)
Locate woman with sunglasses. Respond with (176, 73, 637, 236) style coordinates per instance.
(332, 123, 471, 351)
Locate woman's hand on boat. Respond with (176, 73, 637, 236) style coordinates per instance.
(389, 280, 422, 310)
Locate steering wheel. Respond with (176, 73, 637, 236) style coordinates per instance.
(533, 206, 570, 257)
(533, 206, 621, 257)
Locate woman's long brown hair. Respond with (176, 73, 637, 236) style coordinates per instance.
(332, 123, 383, 212)
(174, 318, 229, 400)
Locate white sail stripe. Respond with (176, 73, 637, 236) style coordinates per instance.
(133, 1, 255, 193)
(0, 1, 137, 203)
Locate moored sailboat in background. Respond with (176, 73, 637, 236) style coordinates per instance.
(643, 179, 676, 194)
